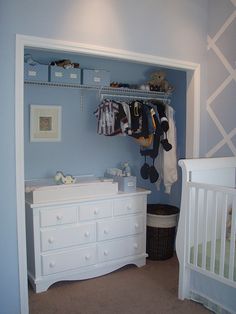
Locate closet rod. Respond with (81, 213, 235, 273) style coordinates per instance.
(101, 93, 171, 104)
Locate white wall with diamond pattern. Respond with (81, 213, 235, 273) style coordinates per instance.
(206, 0, 236, 157)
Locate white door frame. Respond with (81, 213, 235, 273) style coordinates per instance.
(15, 34, 200, 314)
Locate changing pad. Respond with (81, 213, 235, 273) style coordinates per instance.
(25, 176, 118, 204)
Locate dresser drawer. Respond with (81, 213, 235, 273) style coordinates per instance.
(97, 215, 144, 241)
(42, 245, 96, 275)
(98, 235, 144, 263)
(113, 196, 145, 216)
(40, 206, 77, 227)
(79, 200, 112, 221)
(41, 222, 96, 252)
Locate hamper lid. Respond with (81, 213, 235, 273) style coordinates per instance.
(147, 204, 179, 216)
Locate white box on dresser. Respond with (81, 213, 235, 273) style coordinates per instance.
(25, 188, 150, 293)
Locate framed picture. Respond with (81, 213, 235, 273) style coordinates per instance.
(30, 105, 61, 142)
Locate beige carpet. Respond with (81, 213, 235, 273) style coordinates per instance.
(29, 256, 211, 314)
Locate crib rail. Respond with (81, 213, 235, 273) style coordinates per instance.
(186, 181, 236, 284)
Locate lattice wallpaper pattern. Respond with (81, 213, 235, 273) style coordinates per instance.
(206, 0, 236, 157)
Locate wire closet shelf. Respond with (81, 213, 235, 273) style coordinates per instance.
(24, 80, 172, 103)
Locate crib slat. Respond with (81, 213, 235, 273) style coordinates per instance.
(210, 191, 217, 273)
(193, 187, 199, 266)
(186, 185, 192, 264)
(219, 193, 227, 277)
(229, 197, 236, 281)
(201, 189, 208, 270)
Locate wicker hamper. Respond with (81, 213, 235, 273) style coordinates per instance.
(146, 204, 179, 260)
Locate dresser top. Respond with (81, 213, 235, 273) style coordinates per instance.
(26, 187, 151, 208)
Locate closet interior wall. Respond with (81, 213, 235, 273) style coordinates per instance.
(24, 48, 186, 206)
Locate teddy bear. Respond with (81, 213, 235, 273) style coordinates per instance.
(148, 70, 174, 93)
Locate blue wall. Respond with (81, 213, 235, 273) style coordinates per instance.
(24, 51, 186, 205)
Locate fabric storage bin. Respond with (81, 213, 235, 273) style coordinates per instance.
(82, 69, 110, 86)
(24, 63, 48, 82)
(146, 204, 179, 260)
(49, 66, 81, 84)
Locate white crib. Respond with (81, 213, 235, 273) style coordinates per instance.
(176, 157, 236, 314)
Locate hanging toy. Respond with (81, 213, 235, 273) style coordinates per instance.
(139, 110, 161, 183)
(140, 156, 149, 180)
(161, 133, 172, 151)
(151, 100, 172, 152)
(138, 99, 173, 184)
(149, 158, 159, 183)
(139, 132, 161, 183)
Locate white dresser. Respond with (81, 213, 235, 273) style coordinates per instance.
(25, 188, 150, 292)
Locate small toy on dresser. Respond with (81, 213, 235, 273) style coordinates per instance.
(106, 162, 131, 178)
(121, 162, 131, 177)
(54, 171, 76, 185)
(105, 163, 136, 192)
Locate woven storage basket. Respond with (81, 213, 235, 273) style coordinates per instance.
(146, 204, 179, 260)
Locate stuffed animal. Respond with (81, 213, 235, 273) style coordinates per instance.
(121, 162, 131, 176)
(148, 70, 174, 93)
(50, 59, 80, 69)
(54, 171, 76, 184)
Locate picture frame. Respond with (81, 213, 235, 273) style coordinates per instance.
(30, 105, 61, 142)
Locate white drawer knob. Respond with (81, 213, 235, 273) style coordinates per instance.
(84, 231, 90, 238)
(104, 250, 108, 256)
(134, 243, 138, 249)
(49, 261, 56, 268)
(135, 223, 139, 229)
(94, 209, 99, 215)
(103, 229, 109, 235)
(56, 214, 63, 221)
(127, 205, 132, 210)
(48, 237, 54, 244)
(85, 255, 90, 260)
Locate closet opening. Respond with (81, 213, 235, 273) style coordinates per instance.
(15, 34, 200, 314)
(23, 47, 187, 205)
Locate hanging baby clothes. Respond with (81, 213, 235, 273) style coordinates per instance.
(94, 99, 156, 138)
(121, 102, 132, 135)
(155, 104, 177, 193)
(128, 101, 156, 139)
(94, 99, 128, 136)
(94, 99, 118, 135)
(94, 97, 174, 186)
